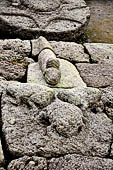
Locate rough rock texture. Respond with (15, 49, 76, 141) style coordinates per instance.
(57, 87, 101, 111)
(1, 82, 55, 157)
(7, 156, 47, 170)
(84, 43, 113, 64)
(1, 38, 113, 170)
(27, 59, 86, 88)
(50, 41, 89, 63)
(76, 63, 113, 88)
(0, 60, 26, 81)
(0, 39, 31, 62)
(49, 154, 113, 170)
(0, 80, 8, 93)
(0, 39, 31, 81)
(31, 39, 89, 62)
(0, 140, 4, 165)
(1, 82, 113, 159)
(0, 0, 90, 40)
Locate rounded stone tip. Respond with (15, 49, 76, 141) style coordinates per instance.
(44, 67, 61, 85)
(46, 58, 60, 69)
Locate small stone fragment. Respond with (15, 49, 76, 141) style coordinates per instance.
(7, 117, 16, 125)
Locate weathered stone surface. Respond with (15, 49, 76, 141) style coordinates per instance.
(31, 36, 54, 57)
(0, 39, 31, 81)
(2, 82, 55, 109)
(110, 144, 113, 157)
(0, 39, 31, 62)
(49, 154, 113, 170)
(1, 82, 55, 157)
(50, 41, 89, 63)
(100, 87, 113, 120)
(84, 43, 113, 64)
(0, 0, 90, 40)
(7, 156, 47, 170)
(57, 87, 101, 111)
(0, 80, 8, 95)
(2, 85, 113, 158)
(38, 49, 61, 85)
(38, 101, 113, 158)
(0, 140, 4, 165)
(31, 39, 89, 62)
(38, 49, 60, 73)
(44, 68, 61, 85)
(76, 63, 113, 88)
(0, 60, 26, 81)
(27, 59, 86, 88)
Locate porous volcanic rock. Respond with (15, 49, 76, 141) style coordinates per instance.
(50, 41, 89, 63)
(31, 39, 89, 62)
(100, 87, 113, 120)
(76, 63, 113, 88)
(0, 80, 8, 95)
(49, 154, 113, 170)
(7, 156, 47, 170)
(0, 60, 26, 81)
(84, 43, 113, 64)
(57, 87, 101, 111)
(0, 39, 31, 61)
(1, 83, 113, 158)
(27, 59, 86, 88)
(0, 0, 90, 40)
(0, 39, 31, 81)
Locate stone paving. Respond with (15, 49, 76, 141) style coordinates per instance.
(0, 37, 113, 169)
(0, 0, 113, 170)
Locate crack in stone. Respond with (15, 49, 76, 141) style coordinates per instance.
(83, 44, 98, 64)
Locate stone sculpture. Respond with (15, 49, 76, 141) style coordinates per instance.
(37, 36, 61, 85)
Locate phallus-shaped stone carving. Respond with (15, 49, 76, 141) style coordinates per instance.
(38, 36, 61, 85)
